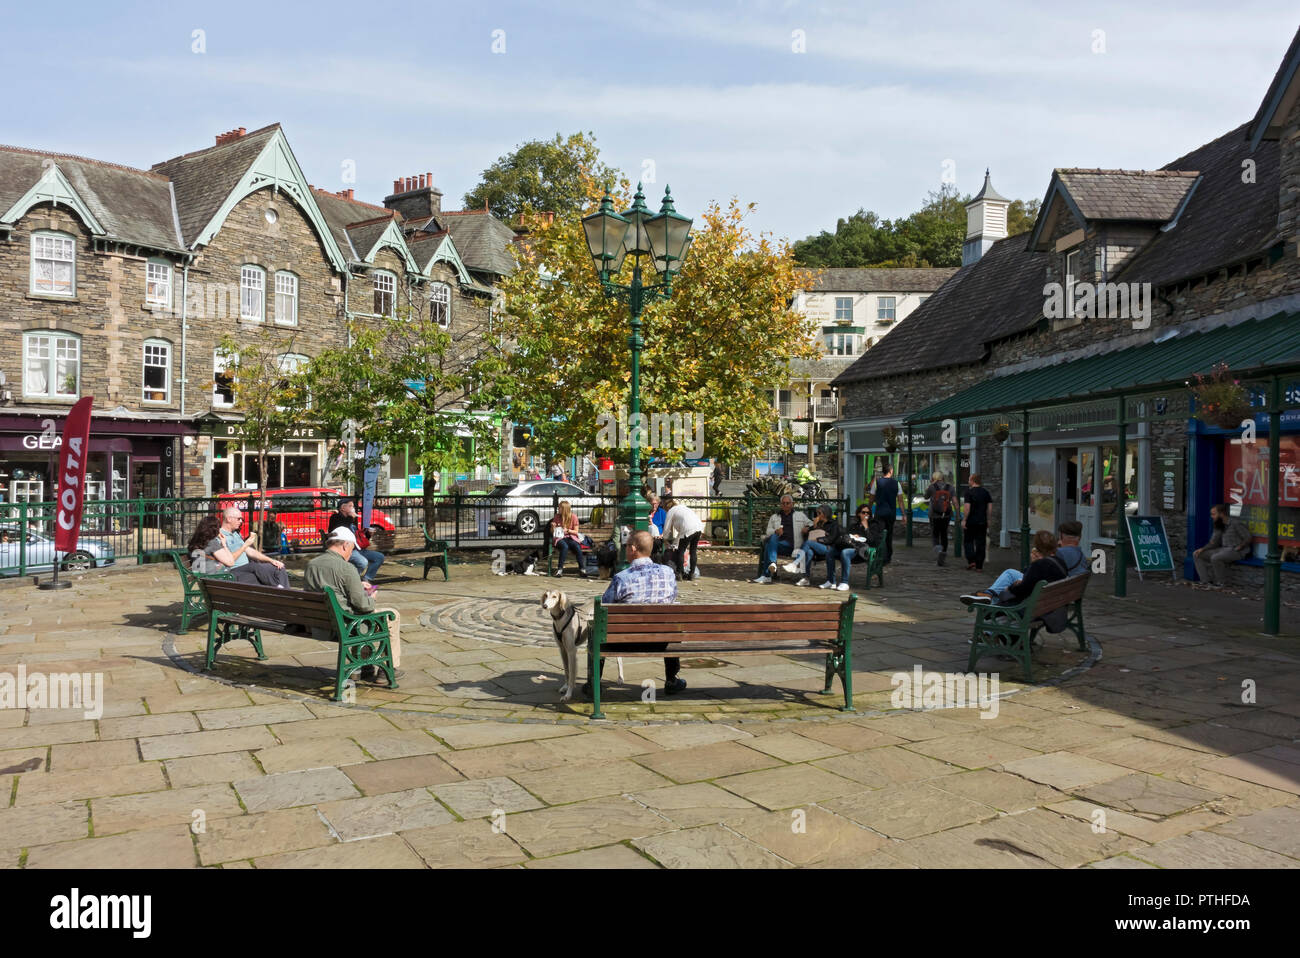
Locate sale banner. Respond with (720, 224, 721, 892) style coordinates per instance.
(54, 396, 94, 554)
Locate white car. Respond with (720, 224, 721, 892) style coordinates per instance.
(0, 526, 117, 576)
(486, 481, 605, 536)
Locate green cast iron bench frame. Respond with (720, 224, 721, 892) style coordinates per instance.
(199, 578, 397, 701)
(172, 553, 234, 633)
(967, 573, 1091, 682)
(422, 526, 449, 581)
(587, 596, 856, 719)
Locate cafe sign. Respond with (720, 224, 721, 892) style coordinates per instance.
(202, 421, 322, 441)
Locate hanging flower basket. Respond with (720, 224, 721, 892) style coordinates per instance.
(881, 425, 901, 453)
(991, 422, 1011, 443)
(1191, 363, 1252, 430)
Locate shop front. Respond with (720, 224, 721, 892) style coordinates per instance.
(838, 419, 971, 519)
(999, 428, 1146, 555)
(197, 418, 328, 495)
(0, 413, 185, 529)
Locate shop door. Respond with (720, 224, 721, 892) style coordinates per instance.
(1075, 447, 1099, 553)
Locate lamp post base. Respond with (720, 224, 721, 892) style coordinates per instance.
(38, 580, 72, 590)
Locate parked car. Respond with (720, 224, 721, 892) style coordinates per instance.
(0, 526, 116, 575)
(486, 480, 605, 536)
(215, 488, 395, 549)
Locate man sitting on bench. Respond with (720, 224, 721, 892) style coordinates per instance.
(583, 530, 686, 697)
(1193, 503, 1253, 589)
(328, 499, 385, 584)
(207, 506, 290, 588)
(305, 526, 402, 685)
(960, 529, 1068, 606)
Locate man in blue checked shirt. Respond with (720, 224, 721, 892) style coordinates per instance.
(583, 530, 687, 697)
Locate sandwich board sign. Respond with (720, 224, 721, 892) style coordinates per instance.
(1126, 515, 1175, 579)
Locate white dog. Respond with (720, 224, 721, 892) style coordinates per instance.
(541, 590, 622, 700)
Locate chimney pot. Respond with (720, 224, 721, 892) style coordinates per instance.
(427, 171, 433, 187)
(419, 174, 426, 189)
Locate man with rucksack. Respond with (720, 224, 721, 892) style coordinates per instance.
(868, 462, 904, 564)
(924, 470, 955, 566)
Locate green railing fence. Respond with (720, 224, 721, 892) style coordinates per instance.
(0, 490, 851, 577)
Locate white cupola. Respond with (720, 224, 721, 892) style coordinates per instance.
(962, 169, 1010, 265)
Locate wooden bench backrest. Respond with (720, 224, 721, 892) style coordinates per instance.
(599, 601, 847, 644)
(200, 579, 337, 630)
(1031, 573, 1090, 617)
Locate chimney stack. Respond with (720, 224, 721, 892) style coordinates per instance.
(384, 171, 443, 219)
(214, 127, 247, 146)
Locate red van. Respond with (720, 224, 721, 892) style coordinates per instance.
(215, 488, 395, 548)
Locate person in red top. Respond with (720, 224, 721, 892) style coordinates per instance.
(327, 499, 385, 583)
(550, 500, 588, 578)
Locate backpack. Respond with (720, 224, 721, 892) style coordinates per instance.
(930, 484, 953, 518)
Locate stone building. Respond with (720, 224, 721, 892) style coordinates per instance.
(0, 124, 515, 510)
(832, 27, 1300, 613)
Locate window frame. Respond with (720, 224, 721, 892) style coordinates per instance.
(430, 281, 451, 328)
(240, 265, 266, 321)
(834, 296, 854, 322)
(145, 259, 173, 309)
(373, 271, 396, 318)
(23, 331, 81, 399)
(142, 338, 172, 404)
(213, 348, 237, 408)
(1064, 249, 1080, 319)
(30, 231, 76, 297)
(274, 270, 299, 326)
(276, 353, 311, 410)
(877, 296, 897, 323)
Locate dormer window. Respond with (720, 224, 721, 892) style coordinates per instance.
(32, 232, 75, 296)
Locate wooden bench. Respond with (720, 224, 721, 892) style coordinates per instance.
(171, 553, 234, 633)
(587, 597, 856, 719)
(967, 573, 1091, 682)
(199, 579, 397, 701)
(422, 526, 449, 580)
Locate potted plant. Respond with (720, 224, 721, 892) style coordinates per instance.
(1191, 363, 1253, 429)
(991, 421, 1011, 443)
(881, 425, 902, 453)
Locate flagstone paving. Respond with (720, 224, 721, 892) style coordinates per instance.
(0, 542, 1298, 868)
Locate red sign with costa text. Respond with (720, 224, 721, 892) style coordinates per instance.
(54, 397, 94, 554)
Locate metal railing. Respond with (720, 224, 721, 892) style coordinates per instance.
(0, 490, 853, 577)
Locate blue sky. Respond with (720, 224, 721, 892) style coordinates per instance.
(4, 0, 1296, 242)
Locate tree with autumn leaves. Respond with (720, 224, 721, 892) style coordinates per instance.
(497, 185, 817, 472)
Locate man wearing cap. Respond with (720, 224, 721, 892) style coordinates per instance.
(305, 526, 402, 685)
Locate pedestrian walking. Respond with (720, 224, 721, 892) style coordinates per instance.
(924, 470, 955, 566)
(867, 462, 903, 564)
(962, 473, 994, 571)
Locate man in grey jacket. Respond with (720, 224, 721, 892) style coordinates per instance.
(1193, 504, 1253, 587)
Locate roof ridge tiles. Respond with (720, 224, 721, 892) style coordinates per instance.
(310, 187, 392, 214)
(1056, 167, 1201, 177)
(0, 144, 169, 180)
(150, 122, 281, 169)
(344, 212, 399, 228)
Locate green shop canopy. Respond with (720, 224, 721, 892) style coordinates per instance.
(906, 310, 1300, 425)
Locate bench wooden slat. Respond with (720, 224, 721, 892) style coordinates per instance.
(602, 629, 840, 643)
(598, 641, 829, 655)
(603, 602, 843, 615)
(604, 611, 841, 626)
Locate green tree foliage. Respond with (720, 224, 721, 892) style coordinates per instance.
(497, 183, 818, 470)
(306, 289, 505, 518)
(215, 328, 311, 541)
(463, 132, 619, 224)
(793, 188, 1041, 268)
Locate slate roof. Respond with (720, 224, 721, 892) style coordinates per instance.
(1248, 26, 1300, 149)
(1055, 169, 1199, 222)
(0, 146, 183, 252)
(424, 210, 518, 276)
(151, 124, 279, 246)
(798, 267, 958, 293)
(1117, 124, 1281, 288)
(407, 231, 449, 271)
(343, 216, 401, 264)
(831, 235, 1048, 385)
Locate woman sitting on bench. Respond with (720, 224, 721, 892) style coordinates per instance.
(550, 500, 589, 578)
(961, 530, 1066, 606)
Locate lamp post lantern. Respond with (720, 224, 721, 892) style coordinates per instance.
(582, 183, 693, 556)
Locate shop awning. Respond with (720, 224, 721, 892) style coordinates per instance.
(906, 310, 1300, 424)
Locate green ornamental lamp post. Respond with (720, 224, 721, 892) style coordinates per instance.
(582, 183, 693, 555)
